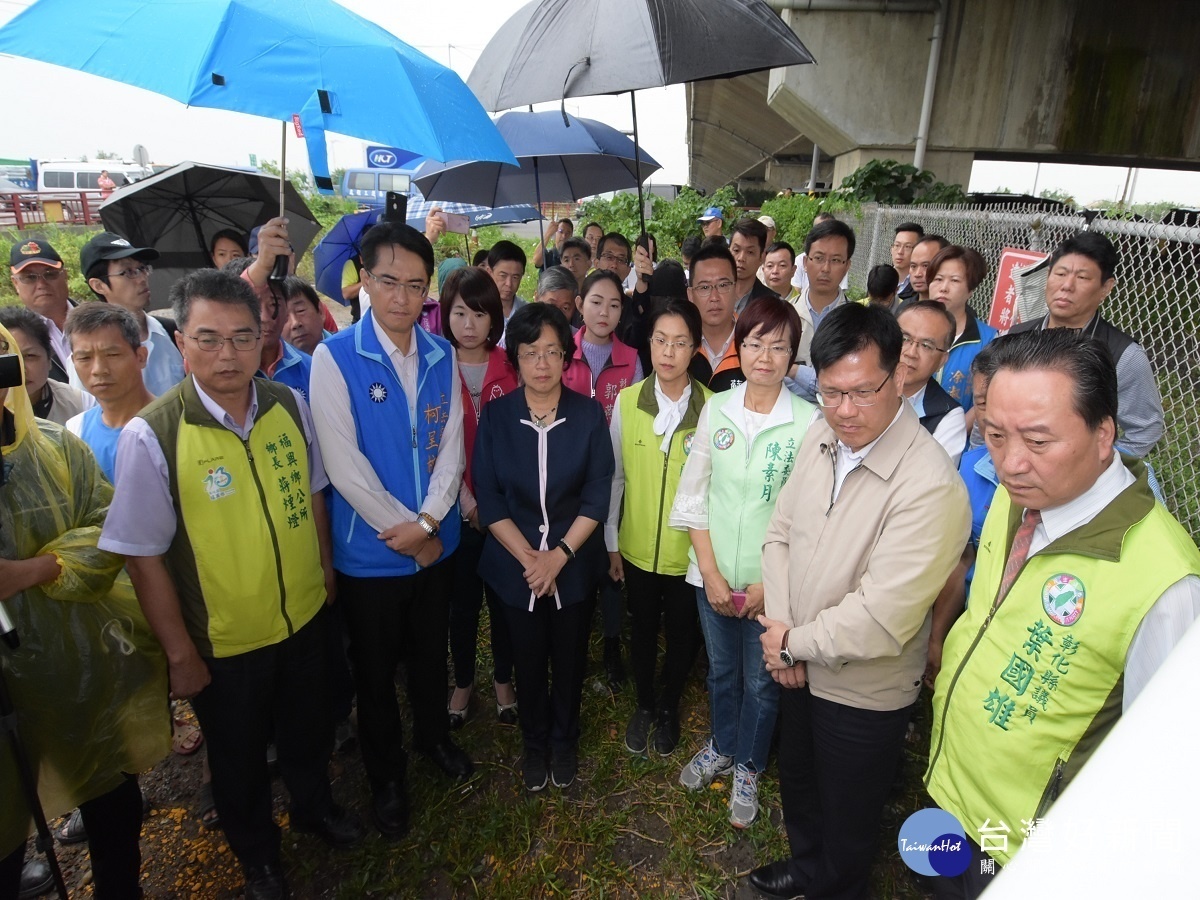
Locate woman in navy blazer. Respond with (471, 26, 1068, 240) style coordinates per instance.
(472, 303, 614, 793)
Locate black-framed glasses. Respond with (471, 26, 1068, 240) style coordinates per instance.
(816, 372, 893, 408)
(182, 331, 261, 352)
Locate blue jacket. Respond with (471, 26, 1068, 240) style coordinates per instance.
(937, 311, 996, 412)
(324, 312, 460, 577)
(259, 342, 313, 400)
(958, 444, 1000, 594)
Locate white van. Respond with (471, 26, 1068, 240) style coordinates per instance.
(35, 160, 151, 193)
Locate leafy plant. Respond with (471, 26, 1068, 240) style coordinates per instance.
(579, 184, 740, 260)
(831, 158, 965, 206)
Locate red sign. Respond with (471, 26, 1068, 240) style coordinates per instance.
(989, 247, 1048, 331)
(292, 114, 304, 138)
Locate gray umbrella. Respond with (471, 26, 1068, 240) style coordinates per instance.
(467, 0, 815, 237)
(99, 161, 320, 308)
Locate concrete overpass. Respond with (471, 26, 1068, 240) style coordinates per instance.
(688, 0, 1200, 194)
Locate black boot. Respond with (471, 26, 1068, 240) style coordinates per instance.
(603, 636, 626, 691)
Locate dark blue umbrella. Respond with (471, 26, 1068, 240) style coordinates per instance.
(313, 202, 541, 303)
(412, 110, 660, 208)
(0, 0, 515, 197)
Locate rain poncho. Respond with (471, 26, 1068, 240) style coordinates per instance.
(0, 323, 170, 857)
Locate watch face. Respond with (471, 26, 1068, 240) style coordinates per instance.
(780, 648, 795, 668)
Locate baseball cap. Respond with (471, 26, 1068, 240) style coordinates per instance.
(697, 206, 724, 222)
(10, 238, 64, 273)
(79, 232, 159, 278)
(758, 215, 776, 229)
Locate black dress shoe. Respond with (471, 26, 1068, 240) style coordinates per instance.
(372, 781, 410, 839)
(422, 737, 475, 780)
(748, 860, 805, 899)
(18, 858, 53, 899)
(243, 862, 289, 900)
(292, 803, 365, 848)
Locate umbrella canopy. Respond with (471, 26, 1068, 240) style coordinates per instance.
(0, 0, 516, 194)
(312, 202, 541, 303)
(98, 161, 320, 308)
(412, 110, 660, 207)
(466, 0, 815, 112)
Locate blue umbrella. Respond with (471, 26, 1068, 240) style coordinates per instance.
(0, 0, 515, 197)
(413, 110, 660, 208)
(313, 202, 541, 303)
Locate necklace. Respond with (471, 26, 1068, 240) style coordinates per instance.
(528, 405, 558, 428)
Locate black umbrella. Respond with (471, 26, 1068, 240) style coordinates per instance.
(98, 161, 320, 307)
(467, 0, 815, 237)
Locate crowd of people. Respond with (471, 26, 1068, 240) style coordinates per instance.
(1, 196, 1196, 900)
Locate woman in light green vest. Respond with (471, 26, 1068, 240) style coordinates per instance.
(669, 296, 815, 829)
(606, 298, 711, 758)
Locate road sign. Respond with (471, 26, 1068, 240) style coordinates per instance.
(989, 247, 1048, 330)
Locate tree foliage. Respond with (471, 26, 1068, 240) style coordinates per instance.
(831, 158, 965, 206)
(578, 185, 740, 259)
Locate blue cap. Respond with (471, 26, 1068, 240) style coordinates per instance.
(697, 206, 723, 222)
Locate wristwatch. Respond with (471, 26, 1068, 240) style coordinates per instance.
(779, 631, 796, 668)
(416, 512, 439, 539)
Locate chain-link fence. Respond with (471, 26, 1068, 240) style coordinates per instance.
(837, 202, 1200, 541)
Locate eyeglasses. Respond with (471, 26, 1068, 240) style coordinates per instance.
(650, 335, 694, 353)
(517, 348, 566, 364)
(740, 339, 792, 358)
(365, 269, 428, 298)
(690, 280, 736, 298)
(598, 252, 629, 266)
(816, 372, 893, 408)
(108, 265, 153, 280)
(13, 269, 65, 285)
(182, 331, 261, 352)
(807, 254, 847, 269)
(891, 241, 916, 252)
(901, 333, 947, 355)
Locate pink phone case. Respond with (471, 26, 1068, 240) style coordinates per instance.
(731, 590, 747, 612)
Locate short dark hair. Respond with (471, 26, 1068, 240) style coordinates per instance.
(734, 295, 803, 362)
(597, 232, 631, 262)
(985, 328, 1117, 431)
(558, 218, 574, 233)
(439, 266, 505, 349)
(915, 234, 950, 254)
(894, 222, 925, 238)
(0, 305, 52, 356)
(66, 302, 141, 351)
(688, 242, 737, 283)
(765, 241, 796, 265)
(731, 218, 768, 253)
(813, 211, 836, 225)
(504, 301, 574, 372)
(221, 256, 256, 277)
(580, 268, 626, 302)
(361, 221, 435, 278)
(210, 228, 249, 259)
(699, 234, 728, 251)
(584, 221, 604, 238)
(647, 296, 703, 350)
(803, 218, 856, 259)
(560, 236, 591, 258)
(472, 248, 490, 266)
(927, 245, 988, 291)
(680, 236, 702, 261)
(897, 299, 956, 349)
(867, 264, 899, 299)
(283, 275, 321, 311)
(169, 268, 260, 330)
(1048, 231, 1119, 283)
(486, 239, 526, 272)
(810, 302, 903, 376)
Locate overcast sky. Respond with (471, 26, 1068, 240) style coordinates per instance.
(1, 0, 1197, 208)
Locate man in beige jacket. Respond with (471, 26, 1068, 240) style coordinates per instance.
(749, 303, 970, 900)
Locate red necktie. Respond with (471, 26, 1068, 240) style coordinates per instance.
(997, 509, 1042, 605)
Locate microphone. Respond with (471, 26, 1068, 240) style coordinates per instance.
(0, 603, 18, 650)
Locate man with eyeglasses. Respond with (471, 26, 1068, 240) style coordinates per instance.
(787, 219, 856, 403)
(81, 231, 185, 396)
(751, 303, 969, 900)
(9, 237, 80, 382)
(686, 243, 745, 392)
(896, 301, 967, 464)
(101, 269, 363, 900)
(891, 221, 925, 302)
(310, 221, 473, 839)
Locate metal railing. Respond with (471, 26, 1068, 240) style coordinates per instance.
(0, 191, 104, 229)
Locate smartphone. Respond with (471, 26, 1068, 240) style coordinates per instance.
(440, 211, 470, 234)
(730, 590, 747, 612)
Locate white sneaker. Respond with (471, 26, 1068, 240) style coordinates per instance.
(729, 764, 760, 828)
(679, 739, 734, 791)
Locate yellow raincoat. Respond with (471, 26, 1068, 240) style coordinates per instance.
(0, 323, 170, 857)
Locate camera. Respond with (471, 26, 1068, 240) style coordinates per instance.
(0, 352, 22, 390)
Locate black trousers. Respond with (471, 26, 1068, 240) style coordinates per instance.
(339, 556, 453, 791)
(448, 525, 513, 688)
(0, 775, 142, 900)
(931, 836, 999, 899)
(778, 686, 914, 900)
(323, 599, 356, 724)
(623, 561, 700, 713)
(501, 595, 594, 760)
(190, 609, 334, 870)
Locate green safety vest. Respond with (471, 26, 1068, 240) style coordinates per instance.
(141, 377, 326, 658)
(695, 388, 814, 589)
(925, 458, 1200, 865)
(616, 377, 711, 576)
